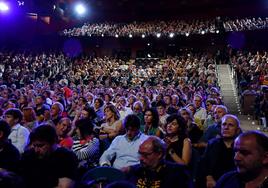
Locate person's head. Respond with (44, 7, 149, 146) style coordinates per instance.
(124, 114, 141, 140)
(164, 94, 172, 106)
(0, 120, 11, 141)
(166, 114, 187, 138)
(50, 102, 63, 118)
(221, 114, 241, 139)
(4, 108, 23, 127)
(81, 106, 97, 120)
(144, 108, 159, 128)
(214, 105, 228, 123)
(139, 136, 167, 170)
(22, 107, 36, 123)
(35, 95, 46, 106)
(18, 95, 28, 105)
(127, 95, 136, 106)
(186, 103, 196, 115)
(179, 108, 193, 122)
(30, 125, 58, 158)
(132, 101, 143, 114)
(94, 98, 104, 110)
(171, 94, 179, 106)
(56, 118, 72, 138)
(78, 96, 87, 106)
(234, 131, 268, 180)
(156, 100, 166, 116)
(75, 119, 94, 140)
(105, 180, 136, 188)
(194, 94, 203, 108)
(104, 104, 120, 121)
(205, 98, 218, 112)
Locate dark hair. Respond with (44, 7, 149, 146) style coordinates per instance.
(238, 130, 268, 152)
(166, 113, 187, 138)
(30, 125, 58, 145)
(105, 180, 136, 188)
(145, 108, 159, 128)
(75, 119, 94, 139)
(4, 108, 23, 123)
(124, 114, 141, 130)
(83, 106, 97, 120)
(156, 100, 166, 108)
(37, 94, 46, 101)
(95, 98, 104, 108)
(0, 120, 11, 140)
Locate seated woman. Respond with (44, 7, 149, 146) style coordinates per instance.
(163, 114, 192, 166)
(56, 117, 73, 149)
(142, 108, 161, 137)
(72, 119, 100, 171)
(99, 104, 123, 141)
(180, 108, 203, 144)
(22, 107, 39, 131)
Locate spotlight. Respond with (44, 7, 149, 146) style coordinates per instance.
(75, 3, 86, 16)
(147, 43, 150, 46)
(169, 33, 175, 38)
(216, 30, 220, 34)
(142, 34, 145, 38)
(147, 54, 151, 58)
(0, 2, 9, 12)
(115, 34, 119, 38)
(129, 34, 133, 38)
(185, 32, 189, 37)
(156, 33, 161, 38)
(201, 30, 205, 35)
(101, 34, 104, 37)
(18, 1, 24, 6)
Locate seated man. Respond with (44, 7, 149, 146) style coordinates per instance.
(4, 108, 30, 153)
(216, 130, 268, 188)
(19, 125, 78, 188)
(125, 136, 193, 188)
(99, 114, 148, 169)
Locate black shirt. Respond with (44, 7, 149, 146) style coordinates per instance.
(19, 147, 78, 188)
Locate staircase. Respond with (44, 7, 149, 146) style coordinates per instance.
(217, 64, 240, 114)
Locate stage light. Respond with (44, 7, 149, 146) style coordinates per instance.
(75, 3, 86, 16)
(129, 34, 133, 38)
(101, 34, 104, 37)
(169, 33, 175, 38)
(147, 54, 151, 58)
(185, 32, 189, 37)
(147, 43, 150, 46)
(216, 30, 219, 34)
(0, 2, 9, 12)
(156, 33, 161, 38)
(18, 1, 24, 6)
(115, 34, 119, 38)
(142, 34, 145, 38)
(201, 30, 205, 35)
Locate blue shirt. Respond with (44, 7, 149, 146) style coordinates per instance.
(99, 132, 148, 169)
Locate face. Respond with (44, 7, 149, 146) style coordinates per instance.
(56, 119, 71, 137)
(221, 117, 240, 138)
(180, 110, 190, 121)
(50, 104, 61, 117)
(194, 96, 202, 108)
(187, 106, 195, 115)
(164, 96, 171, 105)
(32, 140, 52, 159)
(4, 114, 18, 127)
(35, 96, 43, 105)
(144, 111, 153, 124)
(126, 126, 140, 140)
(133, 104, 142, 114)
(206, 102, 213, 111)
(234, 136, 268, 177)
(171, 96, 178, 106)
(166, 119, 179, 135)
(105, 108, 114, 120)
(214, 107, 226, 123)
(94, 100, 101, 109)
(139, 140, 162, 169)
(157, 106, 165, 116)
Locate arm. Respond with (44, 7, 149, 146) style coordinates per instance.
(17, 127, 30, 153)
(168, 138, 192, 165)
(74, 138, 99, 161)
(99, 137, 119, 166)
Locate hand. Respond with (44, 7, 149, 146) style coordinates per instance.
(206, 176, 216, 188)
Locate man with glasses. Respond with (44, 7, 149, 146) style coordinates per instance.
(99, 114, 148, 169)
(125, 136, 193, 188)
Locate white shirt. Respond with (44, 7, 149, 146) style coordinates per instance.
(8, 124, 30, 153)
